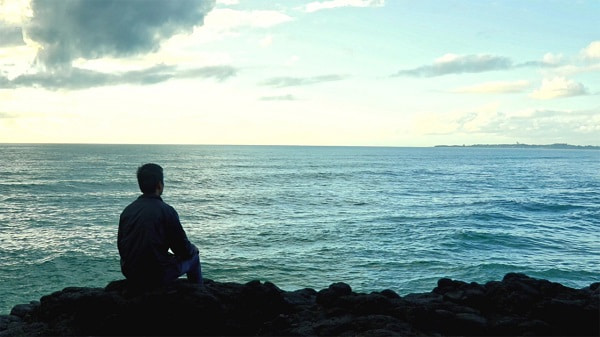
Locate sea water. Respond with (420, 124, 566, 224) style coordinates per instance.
(1, 144, 599, 314)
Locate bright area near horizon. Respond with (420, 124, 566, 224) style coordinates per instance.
(0, 0, 599, 147)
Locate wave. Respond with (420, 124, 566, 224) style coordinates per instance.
(466, 211, 525, 222)
(450, 229, 563, 251)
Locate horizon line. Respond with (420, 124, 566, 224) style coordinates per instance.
(1, 142, 599, 148)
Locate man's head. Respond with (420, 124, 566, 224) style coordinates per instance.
(137, 163, 164, 195)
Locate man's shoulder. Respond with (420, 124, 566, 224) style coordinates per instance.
(120, 195, 178, 217)
(161, 201, 178, 216)
(121, 195, 166, 212)
(146, 196, 178, 215)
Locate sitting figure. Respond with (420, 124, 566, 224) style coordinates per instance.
(118, 163, 202, 287)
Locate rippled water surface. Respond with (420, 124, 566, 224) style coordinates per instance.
(1, 144, 599, 313)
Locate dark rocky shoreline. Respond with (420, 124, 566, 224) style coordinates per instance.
(1, 273, 598, 336)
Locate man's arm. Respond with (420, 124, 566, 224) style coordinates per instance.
(166, 207, 198, 259)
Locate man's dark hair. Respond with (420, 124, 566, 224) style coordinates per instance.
(137, 163, 164, 194)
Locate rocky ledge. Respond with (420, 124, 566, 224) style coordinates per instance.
(1, 273, 598, 336)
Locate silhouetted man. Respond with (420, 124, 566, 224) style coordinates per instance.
(118, 163, 202, 287)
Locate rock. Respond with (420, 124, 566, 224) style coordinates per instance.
(283, 288, 317, 306)
(347, 293, 395, 315)
(8, 302, 39, 319)
(379, 289, 400, 299)
(0, 273, 598, 336)
(0, 315, 20, 331)
(316, 282, 352, 307)
(455, 312, 488, 334)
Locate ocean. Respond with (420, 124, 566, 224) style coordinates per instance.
(1, 144, 599, 314)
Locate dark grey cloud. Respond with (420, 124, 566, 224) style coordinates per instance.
(0, 74, 10, 87)
(0, 64, 237, 90)
(393, 54, 512, 77)
(26, 0, 215, 69)
(260, 94, 296, 101)
(0, 24, 24, 46)
(261, 74, 347, 87)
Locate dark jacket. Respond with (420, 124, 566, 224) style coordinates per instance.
(118, 194, 197, 284)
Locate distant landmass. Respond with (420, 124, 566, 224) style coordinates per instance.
(434, 143, 600, 150)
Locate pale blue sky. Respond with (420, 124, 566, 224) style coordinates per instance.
(0, 0, 598, 146)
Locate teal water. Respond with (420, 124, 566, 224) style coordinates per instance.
(1, 144, 599, 314)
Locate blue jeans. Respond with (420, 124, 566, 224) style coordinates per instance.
(163, 252, 203, 286)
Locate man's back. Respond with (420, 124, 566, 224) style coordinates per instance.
(118, 194, 195, 284)
(118, 163, 202, 287)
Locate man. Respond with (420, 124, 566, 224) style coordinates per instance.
(118, 163, 203, 287)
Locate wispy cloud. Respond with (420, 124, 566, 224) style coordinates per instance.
(530, 77, 588, 100)
(452, 80, 532, 94)
(25, 0, 215, 69)
(260, 94, 296, 101)
(512, 53, 566, 69)
(393, 54, 512, 77)
(261, 74, 347, 87)
(1, 64, 237, 90)
(305, 0, 384, 13)
(393, 52, 573, 78)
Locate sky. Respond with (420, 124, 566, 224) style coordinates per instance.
(0, 0, 599, 146)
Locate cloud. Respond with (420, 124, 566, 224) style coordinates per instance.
(530, 77, 588, 100)
(25, 0, 215, 69)
(582, 41, 600, 60)
(452, 80, 532, 94)
(393, 54, 512, 77)
(261, 74, 347, 87)
(204, 8, 292, 31)
(1, 64, 237, 90)
(416, 105, 600, 144)
(183, 65, 237, 81)
(414, 103, 501, 136)
(542, 52, 564, 66)
(394, 52, 571, 78)
(260, 94, 296, 101)
(485, 108, 600, 141)
(305, 0, 384, 13)
(285, 56, 300, 67)
(259, 35, 273, 47)
(0, 23, 24, 46)
(0, 0, 31, 25)
(216, 0, 239, 5)
(515, 54, 566, 69)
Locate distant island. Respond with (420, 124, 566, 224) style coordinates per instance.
(434, 143, 600, 150)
